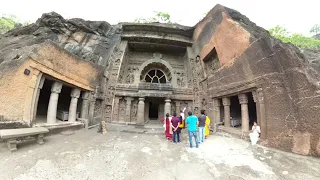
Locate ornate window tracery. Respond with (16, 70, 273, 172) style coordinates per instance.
(144, 69, 167, 83)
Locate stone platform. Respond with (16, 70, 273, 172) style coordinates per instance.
(33, 122, 84, 136)
(217, 125, 250, 141)
(106, 123, 164, 135)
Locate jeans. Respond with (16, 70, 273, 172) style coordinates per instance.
(173, 131, 180, 143)
(188, 131, 199, 148)
(198, 127, 205, 143)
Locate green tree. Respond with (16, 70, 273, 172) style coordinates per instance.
(134, 11, 173, 23)
(0, 15, 24, 34)
(269, 25, 320, 49)
(310, 24, 320, 35)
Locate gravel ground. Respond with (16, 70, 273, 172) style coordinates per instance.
(0, 128, 319, 180)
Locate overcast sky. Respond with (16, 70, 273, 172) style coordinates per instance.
(1, 0, 318, 36)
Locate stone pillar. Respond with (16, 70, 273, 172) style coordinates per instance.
(175, 100, 181, 115)
(222, 97, 231, 127)
(125, 97, 134, 122)
(88, 93, 96, 124)
(112, 97, 120, 122)
(164, 98, 171, 117)
(257, 88, 267, 139)
(213, 98, 221, 123)
(137, 97, 145, 125)
(47, 82, 63, 124)
(68, 88, 81, 122)
(238, 94, 249, 132)
(33, 76, 45, 123)
(80, 92, 90, 119)
(252, 91, 261, 126)
(206, 98, 214, 126)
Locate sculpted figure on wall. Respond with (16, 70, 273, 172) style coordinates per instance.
(114, 50, 123, 64)
(201, 98, 208, 110)
(106, 105, 112, 114)
(177, 77, 185, 87)
(104, 105, 112, 119)
(194, 106, 200, 115)
(125, 67, 136, 84)
(175, 70, 185, 87)
(204, 51, 220, 76)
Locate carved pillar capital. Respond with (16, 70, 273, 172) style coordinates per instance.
(82, 91, 90, 100)
(238, 94, 248, 104)
(138, 97, 145, 102)
(222, 97, 230, 106)
(125, 97, 134, 105)
(90, 92, 97, 102)
(257, 88, 265, 103)
(252, 91, 258, 103)
(165, 98, 171, 103)
(125, 97, 134, 102)
(213, 98, 221, 107)
(71, 89, 81, 99)
(51, 82, 62, 94)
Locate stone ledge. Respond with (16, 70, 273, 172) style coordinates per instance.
(34, 122, 84, 136)
(217, 126, 250, 141)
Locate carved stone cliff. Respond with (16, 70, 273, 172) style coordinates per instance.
(0, 12, 121, 66)
(194, 4, 320, 155)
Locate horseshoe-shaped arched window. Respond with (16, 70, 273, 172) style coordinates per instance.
(144, 69, 167, 83)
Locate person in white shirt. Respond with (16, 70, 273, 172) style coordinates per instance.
(249, 122, 261, 145)
(179, 107, 186, 129)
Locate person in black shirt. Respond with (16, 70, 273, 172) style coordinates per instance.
(198, 110, 206, 143)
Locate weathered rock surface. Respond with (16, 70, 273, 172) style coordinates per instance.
(0, 12, 121, 66)
(194, 4, 320, 155)
(0, 4, 319, 157)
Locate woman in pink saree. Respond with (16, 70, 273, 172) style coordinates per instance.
(161, 113, 172, 140)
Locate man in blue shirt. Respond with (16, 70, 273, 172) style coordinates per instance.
(185, 111, 199, 148)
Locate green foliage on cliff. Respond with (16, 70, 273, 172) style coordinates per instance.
(269, 25, 320, 49)
(0, 16, 17, 34)
(0, 15, 29, 34)
(134, 11, 173, 23)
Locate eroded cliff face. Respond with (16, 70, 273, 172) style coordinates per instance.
(194, 4, 320, 156)
(0, 12, 121, 66)
(0, 12, 117, 127)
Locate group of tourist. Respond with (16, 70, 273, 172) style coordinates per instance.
(162, 108, 262, 147)
(162, 108, 211, 148)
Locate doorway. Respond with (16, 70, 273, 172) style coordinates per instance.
(149, 102, 159, 120)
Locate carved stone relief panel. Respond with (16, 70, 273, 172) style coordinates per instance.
(194, 106, 200, 116)
(94, 99, 102, 118)
(125, 66, 139, 84)
(104, 105, 112, 122)
(201, 98, 208, 110)
(203, 49, 220, 76)
(174, 70, 186, 87)
(114, 50, 123, 65)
